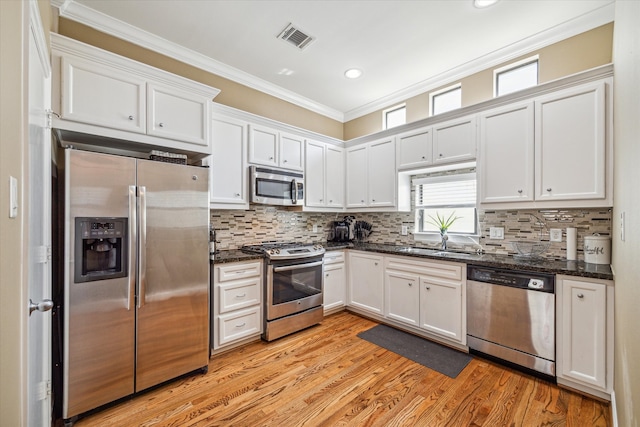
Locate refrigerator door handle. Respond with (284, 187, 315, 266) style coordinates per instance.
(138, 186, 147, 308)
(128, 185, 137, 311)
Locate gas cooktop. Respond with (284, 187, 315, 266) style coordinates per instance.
(241, 242, 325, 260)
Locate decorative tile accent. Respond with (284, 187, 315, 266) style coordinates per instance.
(211, 205, 611, 262)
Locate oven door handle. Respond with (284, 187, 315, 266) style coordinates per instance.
(273, 260, 323, 272)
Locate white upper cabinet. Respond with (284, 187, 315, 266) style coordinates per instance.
(52, 34, 219, 156)
(346, 137, 396, 209)
(479, 79, 611, 209)
(432, 115, 477, 165)
(147, 83, 210, 147)
(61, 55, 146, 134)
(206, 115, 248, 208)
(248, 124, 304, 171)
(479, 101, 535, 204)
(305, 140, 344, 209)
(397, 126, 432, 170)
(535, 81, 606, 202)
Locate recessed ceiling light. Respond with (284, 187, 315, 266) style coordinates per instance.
(474, 0, 498, 8)
(344, 68, 363, 79)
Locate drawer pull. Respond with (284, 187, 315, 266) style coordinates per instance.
(577, 293, 584, 299)
(235, 322, 246, 328)
(235, 293, 247, 298)
(233, 270, 246, 274)
(425, 286, 431, 290)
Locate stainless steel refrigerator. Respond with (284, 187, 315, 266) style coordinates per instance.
(60, 149, 209, 422)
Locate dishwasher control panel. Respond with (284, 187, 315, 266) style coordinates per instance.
(467, 266, 555, 293)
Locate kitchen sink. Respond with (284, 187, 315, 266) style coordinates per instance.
(397, 247, 480, 260)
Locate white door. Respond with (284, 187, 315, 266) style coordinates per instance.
(27, 11, 52, 427)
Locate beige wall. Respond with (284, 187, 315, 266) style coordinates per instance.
(57, 18, 344, 140)
(344, 23, 614, 140)
(612, 1, 640, 425)
(0, 1, 29, 425)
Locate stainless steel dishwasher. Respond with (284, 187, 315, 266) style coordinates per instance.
(467, 265, 556, 377)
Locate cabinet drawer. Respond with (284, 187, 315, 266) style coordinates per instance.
(324, 251, 345, 265)
(386, 256, 463, 281)
(216, 261, 262, 282)
(218, 278, 261, 314)
(218, 308, 261, 346)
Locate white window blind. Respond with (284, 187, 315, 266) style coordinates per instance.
(414, 173, 476, 208)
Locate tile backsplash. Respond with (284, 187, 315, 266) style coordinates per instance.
(211, 205, 611, 261)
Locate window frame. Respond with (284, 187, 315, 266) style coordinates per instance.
(413, 171, 479, 237)
(494, 55, 539, 97)
(382, 103, 406, 130)
(429, 83, 462, 117)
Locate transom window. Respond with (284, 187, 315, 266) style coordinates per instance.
(414, 172, 477, 235)
(495, 56, 539, 97)
(383, 104, 406, 130)
(430, 84, 462, 116)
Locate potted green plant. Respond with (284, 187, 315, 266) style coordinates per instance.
(425, 211, 461, 250)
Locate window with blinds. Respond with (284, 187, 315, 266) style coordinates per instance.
(414, 172, 477, 234)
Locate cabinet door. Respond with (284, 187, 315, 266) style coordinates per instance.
(280, 132, 304, 171)
(420, 278, 463, 343)
(248, 124, 278, 167)
(324, 263, 346, 312)
(559, 278, 607, 389)
(346, 145, 368, 208)
(61, 56, 146, 133)
(368, 137, 396, 207)
(397, 126, 432, 170)
(479, 102, 534, 204)
(147, 83, 210, 147)
(305, 140, 325, 207)
(348, 252, 384, 315)
(535, 82, 606, 201)
(325, 145, 345, 208)
(432, 115, 476, 164)
(385, 270, 420, 326)
(209, 116, 247, 205)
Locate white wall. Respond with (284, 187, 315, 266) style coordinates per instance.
(612, 1, 640, 425)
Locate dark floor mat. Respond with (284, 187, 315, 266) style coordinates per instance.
(357, 324, 472, 378)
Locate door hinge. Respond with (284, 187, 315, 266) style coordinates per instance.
(33, 245, 51, 263)
(35, 380, 51, 401)
(45, 110, 59, 130)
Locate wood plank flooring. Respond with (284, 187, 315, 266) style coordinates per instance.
(73, 311, 611, 426)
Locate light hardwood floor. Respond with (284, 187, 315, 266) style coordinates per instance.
(74, 311, 611, 426)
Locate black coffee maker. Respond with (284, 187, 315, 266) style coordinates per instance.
(329, 216, 355, 242)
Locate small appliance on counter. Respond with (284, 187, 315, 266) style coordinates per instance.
(329, 216, 355, 242)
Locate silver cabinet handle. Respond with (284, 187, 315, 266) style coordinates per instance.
(361, 200, 365, 203)
(425, 286, 431, 290)
(283, 159, 288, 163)
(128, 115, 134, 120)
(235, 193, 241, 197)
(235, 322, 246, 328)
(235, 293, 247, 298)
(326, 273, 330, 277)
(439, 153, 443, 157)
(547, 188, 552, 192)
(408, 283, 413, 287)
(518, 189, 523, 194)
(159, 122, 164, 128)
(29, 299, 53, 316)
(421, 156, 426, 160)
(577, 293, 584, 299)
(329, 199, 333, 203)
(269, 156, 274, 160)
(374, 262, 378, 266)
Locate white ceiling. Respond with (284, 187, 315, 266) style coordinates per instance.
(54, 0, 615, 122)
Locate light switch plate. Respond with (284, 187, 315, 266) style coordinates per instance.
(401, 225, 408, 236)
(489, 227, 504, 240)
(550, 228, 562, 242)
(313, 224, 318, 232)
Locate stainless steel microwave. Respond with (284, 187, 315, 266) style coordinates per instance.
(250, 166, 304, 206)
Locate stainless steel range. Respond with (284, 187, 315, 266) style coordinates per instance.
(242, 242, 325, 341)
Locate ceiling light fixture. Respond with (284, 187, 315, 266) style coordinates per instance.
(344, 68, 363, 79)
(474, 0, 498, 8)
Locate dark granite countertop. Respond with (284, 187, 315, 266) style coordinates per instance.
(325, 241, 613, 281)
(214, 242, 613, 281)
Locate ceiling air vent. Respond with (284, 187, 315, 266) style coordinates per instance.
(277, 23, 314, 50)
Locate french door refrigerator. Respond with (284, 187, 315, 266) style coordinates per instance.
(61, 149, 210, 422)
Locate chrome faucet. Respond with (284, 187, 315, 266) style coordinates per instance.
(441, 233, 448, 251)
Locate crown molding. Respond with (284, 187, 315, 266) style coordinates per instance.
(342, 1, 615, 122)
(53, 0, 614, 124)
(52, 0, 345, 122)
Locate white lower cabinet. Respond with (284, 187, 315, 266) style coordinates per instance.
(323, 251, 346, 313)
(556, 275, 614, 398)
(213, 260, 263, 350)
(420, 277, 463, 342)
(384, 256, 465, 345)
(348, 251, 384, 315)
